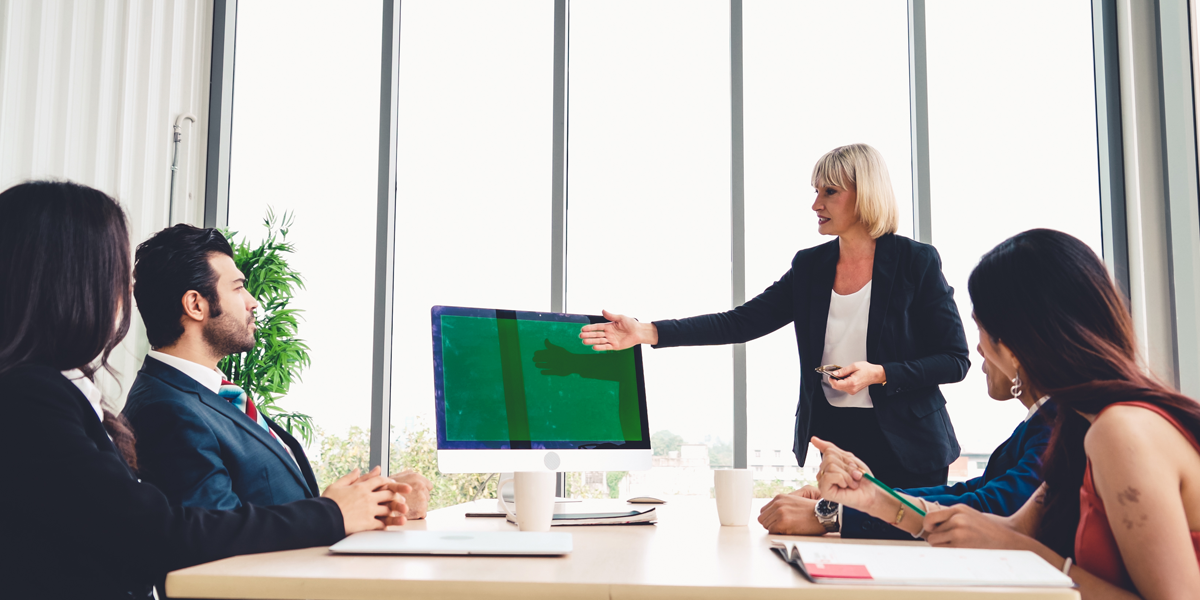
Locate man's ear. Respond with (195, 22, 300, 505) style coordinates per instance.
(180, 290, 208, 323)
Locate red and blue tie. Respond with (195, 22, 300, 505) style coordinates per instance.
(218, 380, 277, 439)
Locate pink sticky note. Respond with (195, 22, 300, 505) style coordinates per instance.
(805, 563, 873, 579)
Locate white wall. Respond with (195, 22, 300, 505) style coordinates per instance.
(0, 0, 213, 406)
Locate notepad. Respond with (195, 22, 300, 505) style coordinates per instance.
(771, 540, 1075, 587)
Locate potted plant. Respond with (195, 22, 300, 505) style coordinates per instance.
(218, 209, 315, 444)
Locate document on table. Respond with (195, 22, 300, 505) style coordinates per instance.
(771, 540, 1075, 587)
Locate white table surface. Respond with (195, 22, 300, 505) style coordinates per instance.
(166, 496, 1080, 600)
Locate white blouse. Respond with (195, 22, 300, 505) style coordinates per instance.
(61, 369, 114, 443)
(821, 281, 873, 408)
(61, 369, 105, 423)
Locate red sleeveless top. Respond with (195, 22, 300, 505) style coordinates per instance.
(1075, 401, 1200, 590)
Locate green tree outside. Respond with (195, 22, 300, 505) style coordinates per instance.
(606, 471, 627, 498)
(708, 438, 734, 468)
(650, 430, 683, 456)
(313, 422, 496, 511)
(753, 478, 796, 498)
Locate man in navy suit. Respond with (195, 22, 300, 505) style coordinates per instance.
(123, 224, 431, 514)
(757, 344, 1052, 539)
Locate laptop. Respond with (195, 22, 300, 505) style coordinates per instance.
(328, 530, 572, 556)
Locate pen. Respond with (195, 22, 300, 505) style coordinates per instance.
(861, 472, 926, 517)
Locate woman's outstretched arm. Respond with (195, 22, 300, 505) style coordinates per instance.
(580, 267, 797, 351)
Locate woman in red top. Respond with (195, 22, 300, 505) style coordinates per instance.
(814, 229, 1200, 599)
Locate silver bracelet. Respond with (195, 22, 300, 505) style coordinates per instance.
(912, 498, 935, 539)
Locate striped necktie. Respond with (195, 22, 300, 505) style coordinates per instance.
(218, 380, 277, 439)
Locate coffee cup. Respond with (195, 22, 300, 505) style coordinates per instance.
(713, 468, 753, 526)
(497, 471, 556, 532)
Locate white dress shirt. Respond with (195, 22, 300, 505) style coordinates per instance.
(61, 369, 105, 424)
(1024, 395, 1051, 422)
(148, 350, 223, 393)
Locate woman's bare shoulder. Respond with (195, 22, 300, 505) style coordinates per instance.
(1085, 404, 1190, 459)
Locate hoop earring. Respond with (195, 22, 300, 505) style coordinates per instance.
(1010, 373, 1023, 398)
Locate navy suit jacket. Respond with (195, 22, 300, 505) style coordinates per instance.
(123, 356, 320, 510)
(841, 403, 1056, 540)
(0, 364, 343, 600)
(653, 234, 969, 472)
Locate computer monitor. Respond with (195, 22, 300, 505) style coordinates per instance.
(432, 305, 652, 473)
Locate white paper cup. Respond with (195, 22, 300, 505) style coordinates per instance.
(498, 471, 557, 532)
(713, 468, 753, 526)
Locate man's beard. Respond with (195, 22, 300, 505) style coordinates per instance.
(203, 311, 256, 358)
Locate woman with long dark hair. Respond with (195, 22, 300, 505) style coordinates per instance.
(812, 229, 1200, 598)
(0, 181, 402, 599)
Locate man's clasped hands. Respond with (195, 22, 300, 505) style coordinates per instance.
(320, 467, 434, 530)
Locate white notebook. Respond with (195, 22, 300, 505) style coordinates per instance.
(771, 540, 1075, 587)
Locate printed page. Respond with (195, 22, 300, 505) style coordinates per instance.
(773, 540, 1074, 587)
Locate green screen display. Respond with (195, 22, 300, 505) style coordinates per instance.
(440, 315, 643, 443)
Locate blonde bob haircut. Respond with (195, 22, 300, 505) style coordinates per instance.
(810, 143, 899, 239)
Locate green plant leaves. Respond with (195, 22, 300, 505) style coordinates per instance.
(217, 209, 316, 445)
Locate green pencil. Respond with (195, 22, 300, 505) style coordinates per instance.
(861, 472, 926, 517)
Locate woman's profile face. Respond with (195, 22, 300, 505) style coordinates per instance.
(978, 342, 1014, 401)
(811, 181, 859, 237)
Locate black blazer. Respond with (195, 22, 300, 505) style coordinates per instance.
(653, 233, 969, 472)
(0, 364, 345, 600)
(123, 357, 319, 510)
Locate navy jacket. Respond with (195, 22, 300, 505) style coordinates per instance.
(123, 356, 320, 510)
(841, 403, 1056, 540)
(0, 364, 343, 600)
(653, 234, 969, 472)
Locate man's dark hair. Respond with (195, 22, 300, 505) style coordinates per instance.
(134, 224, 234, 349)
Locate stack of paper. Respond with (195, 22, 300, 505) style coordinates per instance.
(771, 540, 1075, 587)
(507, 508, 657, 527)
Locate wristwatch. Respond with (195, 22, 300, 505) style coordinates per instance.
(815, 499, 840, 533)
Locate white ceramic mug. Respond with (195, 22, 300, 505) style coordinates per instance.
(713, 468, 753, 526)
(497, 471, 557, 532)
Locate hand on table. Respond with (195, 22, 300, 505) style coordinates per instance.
(826, 362, 886, 396)
(811, 436, 884, 513)
(389, 470, 433, 519)
(322, 468, 405, 534)
(579, 310, 657, 351)
(758, 494, 826, 535)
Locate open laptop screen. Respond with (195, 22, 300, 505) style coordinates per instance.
(432, 305, 650, 450)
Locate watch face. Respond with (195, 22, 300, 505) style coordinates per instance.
(816, 499, 839, 518)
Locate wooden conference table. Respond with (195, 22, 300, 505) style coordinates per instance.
(167, 497, 1079, 600)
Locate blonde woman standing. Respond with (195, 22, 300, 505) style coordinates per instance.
(581, 144, 968, 508)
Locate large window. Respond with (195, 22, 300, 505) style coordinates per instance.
(926, 0, 1103, 456)
(226, 0, 383, 487)
(388, 0, 554, 505)
(566, 0, 732, 497)
(742, 0, 914, 486)
(218, 0, 1112, 501)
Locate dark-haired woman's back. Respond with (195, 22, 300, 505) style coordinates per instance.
(1075, 400, 1200, 593)
(0, 363, 346, 599)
